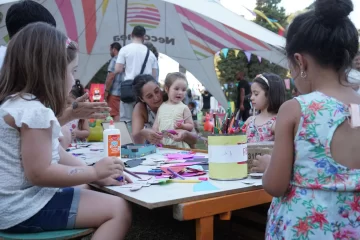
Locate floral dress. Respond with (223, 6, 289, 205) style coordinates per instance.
(266, 91, 360, 240)
(246, 116, 276, 143)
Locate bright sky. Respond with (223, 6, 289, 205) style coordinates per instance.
(220, 0, 360, 28)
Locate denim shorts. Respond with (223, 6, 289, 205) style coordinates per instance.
(4, 187, 80, 233)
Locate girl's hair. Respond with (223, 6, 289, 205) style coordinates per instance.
(164, 72, 188, 90)
(144, 42, 159, 59)
(286, 0, 358, 79)
(0, 22, 78, 116)
(253, 73, 286, 114)
(70, 80, 85, 129)
(70, 80, 85, 98)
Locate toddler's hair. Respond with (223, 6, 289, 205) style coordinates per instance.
(164, 72, 188, 90)
(0, 22, 78, 116)
(253, 73, 286, 114)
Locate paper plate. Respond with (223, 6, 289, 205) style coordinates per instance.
(249, 173, 263, 179)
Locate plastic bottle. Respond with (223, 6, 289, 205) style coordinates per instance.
(69, 128, 77, 149)
(103, 120, 121, 158)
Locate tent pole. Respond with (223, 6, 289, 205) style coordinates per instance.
(123, 0, 128, 46)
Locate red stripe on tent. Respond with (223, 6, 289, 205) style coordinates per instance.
(82, 0, 97, 54)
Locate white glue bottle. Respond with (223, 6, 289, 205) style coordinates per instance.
(103, 120, 121, 158)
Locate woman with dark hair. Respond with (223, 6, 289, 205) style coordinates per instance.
(257, 0, 360, 238)
(131, 74, 197, 146)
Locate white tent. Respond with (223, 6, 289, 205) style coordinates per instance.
(0, 0, 287, 107)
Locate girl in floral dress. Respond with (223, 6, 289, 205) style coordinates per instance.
(262, 0, 360, 239)
(244, 73, 286, 143)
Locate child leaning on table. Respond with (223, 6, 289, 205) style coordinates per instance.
(153, 72, 194, 148)
(0, 23, 131, 238)
(243, 73, 286, 143)
(59, 80, 90, 148)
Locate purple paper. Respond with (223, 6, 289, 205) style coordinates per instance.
(166, 153, 194, 160)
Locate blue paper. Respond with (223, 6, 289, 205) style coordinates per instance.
(193, 181, 219, 192)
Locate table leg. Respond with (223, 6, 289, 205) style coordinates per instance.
(196, 216, 214, 240)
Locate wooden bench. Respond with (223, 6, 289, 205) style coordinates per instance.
(0, 228, 94, 240)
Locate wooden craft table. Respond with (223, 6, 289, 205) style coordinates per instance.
(71, 143, 272, 240)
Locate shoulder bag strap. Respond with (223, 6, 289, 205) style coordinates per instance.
(140, 49, 150, 75)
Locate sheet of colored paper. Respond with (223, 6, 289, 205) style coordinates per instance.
(193, 181, 219, 192)
(165, 153, 194, 160)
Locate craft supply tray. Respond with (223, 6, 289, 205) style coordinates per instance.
(121, 144, 156, 158)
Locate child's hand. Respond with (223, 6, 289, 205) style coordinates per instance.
(93, 157, 125, 180)
(174, 120, 183, 129)
(251, 154, 271, 173)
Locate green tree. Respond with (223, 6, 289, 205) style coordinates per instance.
(254, 0, 287, 34)
(216, 49, 287, 84)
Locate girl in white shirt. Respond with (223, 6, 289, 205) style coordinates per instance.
(0, 22, 131, 239)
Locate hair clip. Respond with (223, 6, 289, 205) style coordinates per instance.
(66, 38, 72, 48)
(256, 74, 269, 87)
(348, 104, 360, 128)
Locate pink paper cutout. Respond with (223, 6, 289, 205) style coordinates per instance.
(166, 153, 194, 160)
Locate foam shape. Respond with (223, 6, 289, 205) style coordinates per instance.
(193, 181, 219, 192)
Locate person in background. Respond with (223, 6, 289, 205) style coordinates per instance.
(144, 41, 159, 81)
(353, 52, 360, 70)
(60, 81, 90, 148)
(262, 0, 360, 238)
(236, 72, 251, 121)
(183, 88, 192, 105)
(68, 81, 90, 142)
(115, 26, 158, 122)
(201, 90, 211, 115)
(188, 102, 199, 133)
(105, 42, 123, 121)
(3, 0, 110, 126)
(348, 52, 360, 92)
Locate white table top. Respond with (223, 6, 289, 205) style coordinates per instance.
(71, 143, 263, 209)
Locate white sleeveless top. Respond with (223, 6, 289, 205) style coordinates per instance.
(0, 94, 62, 229)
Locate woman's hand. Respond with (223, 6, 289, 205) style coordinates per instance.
(251, 154, 271, 173)
(142, 129, 163, 144)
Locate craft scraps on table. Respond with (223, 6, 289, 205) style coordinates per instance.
(165, 153, 194, 160)
(193, 181, 219, 192)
